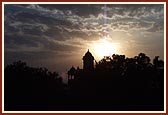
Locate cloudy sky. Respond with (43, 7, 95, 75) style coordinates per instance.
(4, 3, 164, 73)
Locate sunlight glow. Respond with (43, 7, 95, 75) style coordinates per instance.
(93, 37, 119, 59)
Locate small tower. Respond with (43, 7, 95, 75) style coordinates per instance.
(67, 66, 76, 84)
(82, 49, 94, 71)
(68, 66, 76, 79)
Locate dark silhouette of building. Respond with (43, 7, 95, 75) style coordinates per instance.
(82, 49, 94, 71)
(4, 52, 164, 111)
(67, 66, 76, 84)
(68, 66, 76, 79)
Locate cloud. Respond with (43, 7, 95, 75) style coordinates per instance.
(5, 4, 164, 40)
(4, 4, 164, 72)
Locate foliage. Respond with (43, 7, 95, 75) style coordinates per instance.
(4, 53, 164, 111)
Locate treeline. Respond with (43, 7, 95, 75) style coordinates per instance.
(4, 61, 66, 110)
(96, 53, 163, 72)
(68, 53, 164, 111)
(4, 53, 164, 111)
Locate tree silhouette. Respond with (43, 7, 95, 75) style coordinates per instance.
(4, 61, 66, 111)
(4, 52, 164, 111)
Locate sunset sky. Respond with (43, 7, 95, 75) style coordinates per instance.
(4, 3, 164, 73)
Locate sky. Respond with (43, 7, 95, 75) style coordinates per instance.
(4, 3, 164, 73)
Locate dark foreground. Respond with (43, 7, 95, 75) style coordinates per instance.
(4, 54, 164, 111)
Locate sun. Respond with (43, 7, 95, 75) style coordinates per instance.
(92, 37, 118, 59)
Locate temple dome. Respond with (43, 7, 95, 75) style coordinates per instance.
(82, 49, 94, 71)
(83, 49, 94, 60)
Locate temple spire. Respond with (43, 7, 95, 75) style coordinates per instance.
(83, 49, 94, 71)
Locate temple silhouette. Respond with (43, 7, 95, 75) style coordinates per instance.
(4, 49, 164, 111)
(65, 50, 164, 111)
(83, 49, 94, 71)
(67, 49, 95, 84)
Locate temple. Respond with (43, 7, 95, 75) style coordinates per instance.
(67, 49, 95, 84)
(82, 49, 94, 71)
